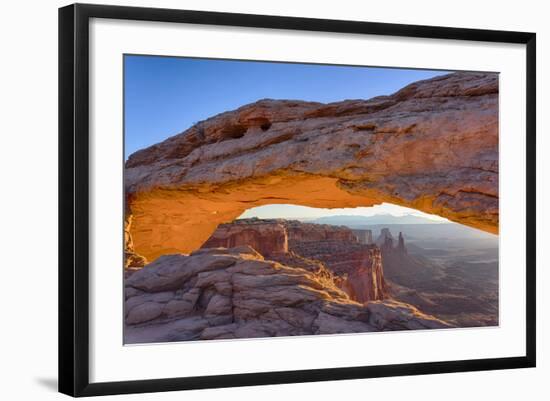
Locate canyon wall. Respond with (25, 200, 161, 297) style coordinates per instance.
(201, 219, 387, 303)
(288, 239, 387, 303)
(201, 219, 288, 256)
(376, 228, 394, 246)
(284, 221, 388, 303)
(125, 72, 499, 260)
(353, 229, 373, 245)
(284, 220, 357, 242)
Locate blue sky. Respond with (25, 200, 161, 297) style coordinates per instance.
(124, 56, 449, 220)
(124, 55, 448, 159)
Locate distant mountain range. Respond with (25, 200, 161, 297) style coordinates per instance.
(310, 214, 447, 226)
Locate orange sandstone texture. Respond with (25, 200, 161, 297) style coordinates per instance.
(125, 72, 498, 260)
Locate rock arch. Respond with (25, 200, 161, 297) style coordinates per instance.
(125, 72, 498, 261)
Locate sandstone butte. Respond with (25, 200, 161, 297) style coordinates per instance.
(125, 72, 498, 261)
(202, 219, 388, 303)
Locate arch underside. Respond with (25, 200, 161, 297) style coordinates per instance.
(129, 171, 497, 261)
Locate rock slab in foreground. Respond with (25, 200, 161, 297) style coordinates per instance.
(124, 247, 451, 344)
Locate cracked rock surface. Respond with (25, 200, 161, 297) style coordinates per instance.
(124, 246, 451, 343)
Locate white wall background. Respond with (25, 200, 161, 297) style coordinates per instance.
(0, 0, 546, 399)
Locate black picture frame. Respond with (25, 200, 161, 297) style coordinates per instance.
(58, 3, 536, 397)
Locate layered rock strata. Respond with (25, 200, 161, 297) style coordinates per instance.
(284, 220, 358, 243)
(283, 221, 388, 302)
(201, 219, 388, 303)
(201, 219, 288, 256)
(288, 239, 387, 303)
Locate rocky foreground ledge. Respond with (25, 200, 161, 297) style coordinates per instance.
(124, 247, 451, 343)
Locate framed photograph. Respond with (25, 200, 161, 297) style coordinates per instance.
(58, 3, 536, 397)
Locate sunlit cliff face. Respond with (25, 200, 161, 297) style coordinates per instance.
(127, 175, 379, 259)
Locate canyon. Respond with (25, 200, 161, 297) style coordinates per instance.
(123, 72, 499, 342)
(200, 218, 497, 327)
(203, 219, 387, 303)
(380, 230, 498, 327)
(124, 217, 497, 342)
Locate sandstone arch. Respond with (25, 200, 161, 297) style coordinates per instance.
(125, 72, 498, 261)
